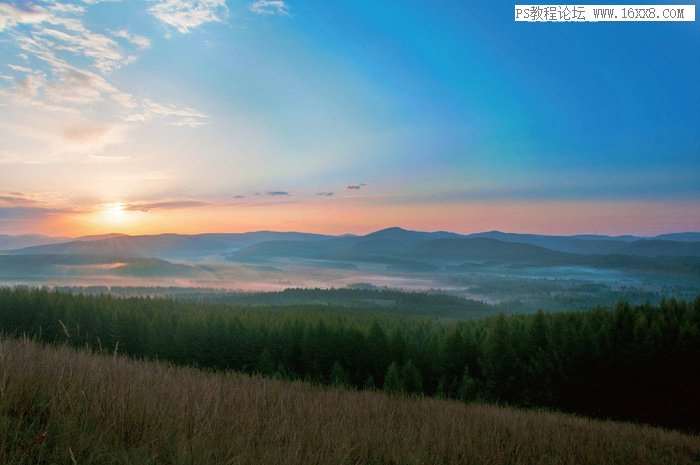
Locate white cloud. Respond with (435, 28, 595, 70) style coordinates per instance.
(0, 3, 51, 31)
(249, 0, 289, 16)
(124, 98, 208, 127)
(60, 122, 128, 153)
(8, 64, 33, 73)
(149, 0, 228, 33)
(0, 0, 209, 165)
(16, 73, 45, 99)
(48, 3, 86, 15)
(111, 29, 151, 50)
(2, 3, 131, 74)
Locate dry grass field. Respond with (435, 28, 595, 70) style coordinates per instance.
(1, 337, 699, 465)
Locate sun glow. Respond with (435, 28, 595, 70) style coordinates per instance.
(102, 202, 127, 225)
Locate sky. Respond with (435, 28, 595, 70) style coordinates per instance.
(0, 0, 698, 237)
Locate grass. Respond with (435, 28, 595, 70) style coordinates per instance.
(1, 338, 699, 465)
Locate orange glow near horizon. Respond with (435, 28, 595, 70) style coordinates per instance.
(27, 199, 700, 238)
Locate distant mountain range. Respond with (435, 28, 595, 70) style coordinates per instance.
(2, 227, 700, 277)
(4, 232, 328, 260)
(0, 234, 70, 251)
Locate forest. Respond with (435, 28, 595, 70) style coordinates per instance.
(0, 288, 698, 432)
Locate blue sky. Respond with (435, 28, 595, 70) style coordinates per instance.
(0, 0, 698, 235)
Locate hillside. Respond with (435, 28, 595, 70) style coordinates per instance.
(0, 254, 199, 278)
(2, 289, 699, 431)
(4, 228, 700, 266)
(8, 231, 329, 260)
(0, 234, 69, 251)
(1, 337, 698, 465)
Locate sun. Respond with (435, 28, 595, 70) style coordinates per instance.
(102, 202, 127, 224)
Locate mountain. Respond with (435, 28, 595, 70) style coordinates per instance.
(6, 232, 330, 260)
(0, 254, 198, 278)
(466, 231, 636, 255)
(655, 232, 700, 242)
(4, 228, 700, 276)
(228, 228, 700, 275)
(230, 234, 571, 266)
(412, 237, 574, 264)
(616, 239, 700, 257)
(0, 234, 70, 251)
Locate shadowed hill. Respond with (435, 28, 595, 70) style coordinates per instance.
(0, 234, 69, 251)
(7, 231, 330, 260)
(1, 337, 699, 465)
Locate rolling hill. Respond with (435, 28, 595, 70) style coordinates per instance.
(0, 234, 70, 251)
(2, 228, 699, 277)
(7, 231, 329, 260)
(4, 337, 699, 465)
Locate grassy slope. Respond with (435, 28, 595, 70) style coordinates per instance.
(1, 339, 699, 465)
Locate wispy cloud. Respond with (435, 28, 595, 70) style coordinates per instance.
(0, 3, 51, 31)
(266, 191, 290, 196)
(0, 0, 209, 160)
(81, 0, 123, 4)
(123, 200, 210, 212)
(346, 184, 366, 190)
(149, 0, 229, 33)
(7, 64, 33, 73)
(110, 29, 151, 50)
(124, 98, 208, 127)
(316, 192, 334, 197)
(0, 206, 66, 221)
(0, 193, 39, 207)
(249, 0, 289, 16)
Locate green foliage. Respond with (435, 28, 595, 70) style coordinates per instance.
(330, 361, 348, 387)
(458, 366, 478, 402)
(401, 360, 423, 394)
(0, 288, 699, 431)
(384, 362, 403, 394)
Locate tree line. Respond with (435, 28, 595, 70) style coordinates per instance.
(0, 287, 698, 431)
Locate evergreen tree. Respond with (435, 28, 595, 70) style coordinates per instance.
(257, 349, 275, 375)
(330, 361, 348, 387)
(401, 360, 423, 394)
(458, 366, 478, 402)
(384, 362, 403, 394)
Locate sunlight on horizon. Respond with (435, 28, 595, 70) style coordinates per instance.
(99, 203, 131, 228)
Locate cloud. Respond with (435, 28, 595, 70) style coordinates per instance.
(8, 64, 33, 73)
(62, 123, 122, 144)
(0, 0, 210, 166)
(0, 3, 51, 31)
(123, 200, 210, 212)
(111, 29, 151, 50)
(82, 0, 123, 4)
(0, 206, 65, 221)
(0, 151, 51, 165)
(233, 195, 246, 199)
(347, 184, 365, 190)
(316, 192, 334, 197)
(266, 191, 290, 196)
(249, 0, 289, 15)
(87, 154, 131, 163)
(48, 3, 86, 15)
(8, 7, 132, 74)
(149, 0, 229, 33)
(125, 98, 208, 127)
(0, 193, 38, 206)
(16, 73, 44, 99)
